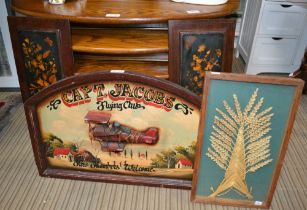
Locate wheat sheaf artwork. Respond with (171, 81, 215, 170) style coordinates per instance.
(191, 73, 303, 208)
(206, 88, 273, 199)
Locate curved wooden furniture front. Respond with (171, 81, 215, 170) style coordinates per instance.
(71, 28, 168, 54)
(12, 0, 239, 24)
(11, 0, 239, 79)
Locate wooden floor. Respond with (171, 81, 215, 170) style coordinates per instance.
(0, 60, 307, 210)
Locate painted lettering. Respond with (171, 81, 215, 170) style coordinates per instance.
(124, 164, 155, 172)
(164, 96, 176, 109)
(93, 84, 106, 100)
(109, 83, 176, 111)
(79, 85, 93, 100)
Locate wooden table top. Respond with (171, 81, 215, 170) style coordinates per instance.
(12, 0, 239, 24)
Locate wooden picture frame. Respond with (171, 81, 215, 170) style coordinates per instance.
(191, 72, 304, 208)
(24, 71, 201, 189)
(8, 16, 74, 101)
(168, 19, 235, 96)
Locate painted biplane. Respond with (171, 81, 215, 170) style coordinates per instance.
(84, 111, 159, 152)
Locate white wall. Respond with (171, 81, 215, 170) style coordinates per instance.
(0, 0, 19, 88)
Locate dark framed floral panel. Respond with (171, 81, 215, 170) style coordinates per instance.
(191, 72, 304, 208)
(24, 71, 201, 189)
(8, 16, 74, 101)
(169, 19, 235, 96)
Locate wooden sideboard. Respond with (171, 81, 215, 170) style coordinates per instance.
(11, 0, 239, 79)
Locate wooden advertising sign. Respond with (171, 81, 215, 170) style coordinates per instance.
(191, 72, 304, 208)
(25, 71, 201, 189)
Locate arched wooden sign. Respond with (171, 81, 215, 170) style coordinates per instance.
(25, 71, 201, 188)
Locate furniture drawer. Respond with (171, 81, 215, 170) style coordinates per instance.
(252, 37, 297, 65)
(259, 2, 306, 36)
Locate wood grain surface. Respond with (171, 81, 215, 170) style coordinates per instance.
(12, 0, 240, 24)
(72, 28, 168, 54)
(74, 54, 169, 79)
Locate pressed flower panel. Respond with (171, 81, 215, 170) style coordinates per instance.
(18, 31, 62, 96)
(180, 33, 224, 96)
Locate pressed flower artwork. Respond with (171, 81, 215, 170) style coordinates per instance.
(180, 33, 224, 96)
(18, 31, 62, 96)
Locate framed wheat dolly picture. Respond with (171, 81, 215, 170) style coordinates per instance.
(191, 72, 304, 208)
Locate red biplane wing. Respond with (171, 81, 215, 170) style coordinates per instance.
(84, 111, 111, 124)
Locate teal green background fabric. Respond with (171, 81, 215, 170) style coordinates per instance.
(196, 79, 296, 202)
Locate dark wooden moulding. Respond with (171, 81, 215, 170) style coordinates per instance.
(293, 50, 307, 94)
(24, 71, 201, 189)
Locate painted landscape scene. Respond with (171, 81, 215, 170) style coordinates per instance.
(44, 131, 196, 179)
(37, 82, 200, 180)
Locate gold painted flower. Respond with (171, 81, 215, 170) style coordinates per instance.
(44, 37, 54, 46)
(21, 36, 58, 95)
(205, 62, 214, 71)
(193, 64, 202, 72)
(198, 44, 206, 52)
(188, 45, 223, 95)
